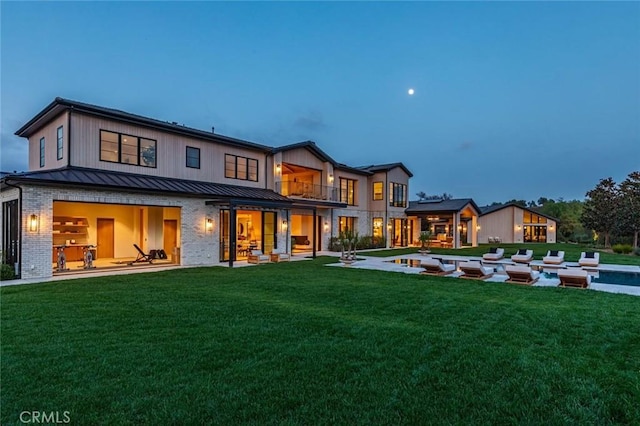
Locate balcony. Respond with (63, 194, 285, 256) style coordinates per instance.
(276, 181, 338, 202)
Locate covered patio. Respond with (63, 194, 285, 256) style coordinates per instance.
(406, 198, 481, 248)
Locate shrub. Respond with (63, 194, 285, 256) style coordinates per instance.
(612, 244, 633, 254)
(1, 263, 16, 281)
(328, 235, 386, 251)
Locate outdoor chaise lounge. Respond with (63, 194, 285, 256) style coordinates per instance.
(248, 250, 270, 264)
(578, 251, 600, 267)
(558, 268, 591, 289)
(505, 265, 539, 285)
(542, 250, 565, 264)
(459, 261, 494, 280)
(270, 249, 291, 262)
(482, 247, 504, 261)
(510, 249, 533, 264)
(420, 258, 456, 276)
(128, 244, 154, 265)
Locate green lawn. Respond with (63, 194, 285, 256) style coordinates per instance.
(2, 258, 639, 424)
(364, 243, 640, 266)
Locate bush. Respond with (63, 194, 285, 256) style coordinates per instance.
(328, 235, 386, 251)
(612, 244, 633, 254)
(1, 263, 16, 281)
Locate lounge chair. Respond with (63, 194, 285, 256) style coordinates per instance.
(482, 247, 504, 261)
(505, 265, 539, 285)
(542, 250, 565, 265)
(248, 250, 270, 264)
(270, 249, 291, 262)
(511, 249, 533, 264)
(578, 251, 600, 267)
(420, 258, 456, 276)
(558, 268, 591, 289)
(129, 244, 153, 265)
(459, 261, 494, 280)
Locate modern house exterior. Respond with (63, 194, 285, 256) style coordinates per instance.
(478, 202, 557, 244)
(406, 198, 481, 248)
(1, 97, 413, 280)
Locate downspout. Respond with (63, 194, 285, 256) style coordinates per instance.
(4, 180, 23, 279)
(385, 171, 389, 247)
(264, 151, 270, 190)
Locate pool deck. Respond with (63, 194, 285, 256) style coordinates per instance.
(327, 253, 640, 297)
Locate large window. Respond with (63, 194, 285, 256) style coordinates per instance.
(39, 137, 45, 167)
(524, 225, 547, 243)
(225, 154, 258, 181)
(186, 146, 200, 169)
(56, 126, 63, 160)
(340, 178, 356, 205)
(372, 217, 383, 238)
(373, 181, 383, 201)
(339, 216, 355, 233)
(389, 182, 407, 207)
(524, 211, 547, 224)
(100, 130, 156, 167)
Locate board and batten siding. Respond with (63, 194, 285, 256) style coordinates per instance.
(280, 147, 326, 171)
(70, 113, 267, 187)
(28, 112, 69, 171)
(478, 206, 515, 244)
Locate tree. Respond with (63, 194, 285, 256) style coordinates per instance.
(581, 177, 619, 248)
(416, 191, 427, 201)
(618, 171, 640, 248)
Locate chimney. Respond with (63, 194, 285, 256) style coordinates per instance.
(211, 126, 215, 133)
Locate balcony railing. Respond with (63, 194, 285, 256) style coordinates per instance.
(276, 181, 338, 202)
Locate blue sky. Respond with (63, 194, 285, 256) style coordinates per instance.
(1, 2, 638, 205)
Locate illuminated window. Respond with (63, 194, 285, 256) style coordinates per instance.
(373, 181, 383, 201)
(389, 182, 407, 207)
(225, 154, 258, 182)
(340, 178, 356, 205)
(99, 130, 156, 168)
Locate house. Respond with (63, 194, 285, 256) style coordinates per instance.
(405, 198, 481, 248)
(0, 97, 413, 279)
(478, 202, 557, 244)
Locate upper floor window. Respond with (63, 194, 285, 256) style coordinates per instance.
(39, 137, 45, 167)
(186, 146, 200, 169)
(340, 178, 356, 205)
(389, 182, 407, 207)
(524, 211, 547, 224)
(100, 130, 157, 168)
(225, 154, 258, 181)
(339, 216, 355, 233)
(56, 126, 63, 160)
(373, 181, 383, 201)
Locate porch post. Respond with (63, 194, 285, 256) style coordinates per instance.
(453, 213, 460, 249)
(229, 202, 236, 268)
(312, 208, 317, 258)
(471, 215, 478, 247)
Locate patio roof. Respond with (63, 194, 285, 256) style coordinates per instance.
(406, 198, 481, 215)
(1, 167, 293, 203)
(479, 202, 560, 222)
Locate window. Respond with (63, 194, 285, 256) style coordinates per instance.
(524, 212, 547, 224)
(186, 146, 200, 169)
(39, 137, 45, 167)
(340, 178, 356, 205)
(373, 181, 383, 201)
(339, 216, 355, 233)
(99, 130, 156, 168)
(225, 154, 258, 181)
(389, 182, 407, 207)
(373, 217, 383, 238)
(56, 126, 63, 160)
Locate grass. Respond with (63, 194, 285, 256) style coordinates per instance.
(364, 243, 640, 266)
(2, 257, 639, 424)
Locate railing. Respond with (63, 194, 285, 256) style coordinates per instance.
(276, 181, 338, 202)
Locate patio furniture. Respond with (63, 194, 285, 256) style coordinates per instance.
(505, 265, 539, 285)
(543, 250, 565, 265)
(128, 244, 154, 265)
(270, 249, 291, 262)
(459, 261, 494, 280)
(578, 251, 600, 267)
(482, 247, 504, 261)
(420, 258, 456, 276)
(558, 268, 591, 289)
(511, 249, 533, 264)
(248, 250, 270, 264)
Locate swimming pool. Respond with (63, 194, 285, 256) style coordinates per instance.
(385, 259, 423, 268)
(544, 270, 640, 287)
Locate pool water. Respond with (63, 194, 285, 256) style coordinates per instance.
(543, 271, 640, 287)
(386, 259, 423, 268)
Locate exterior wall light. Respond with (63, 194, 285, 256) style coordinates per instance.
(328, 174, 334, 183)
(205, 217, 214, 232)
(276, 164, 282, 174)
(29, 214, 39, 232)
(324, 222, 329, 231)
(282, 219, 288, 231)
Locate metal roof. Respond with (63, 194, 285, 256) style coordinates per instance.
(479, 202, 559, 221)
(1, 167, 292, 203)
(406, 198, 481, 214)
(356, 162, 414, 178)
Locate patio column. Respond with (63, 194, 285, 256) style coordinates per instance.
(471, 215, 478, 247)
(453, 213, 460, 249)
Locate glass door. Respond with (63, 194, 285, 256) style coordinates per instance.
(262, 212, 276, 254)
(220, 209, 230, 262)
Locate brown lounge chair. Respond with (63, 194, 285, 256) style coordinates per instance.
(270, 249, 291, 262)
(459, 261, 494, 280)
(543, 250, 565, 265)
(558, 268, 591, 289)
(248, 250, 270, 264)
(420, 258, 456, 276)
(578, 251, 599, 267)
(505, 265, 539, 285)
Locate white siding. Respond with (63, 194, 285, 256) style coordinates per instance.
(28, 112, 68, 171)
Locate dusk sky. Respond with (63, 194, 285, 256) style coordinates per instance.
(1, 2, 638, 206)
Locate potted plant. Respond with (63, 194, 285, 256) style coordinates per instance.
(339, 230, 359, 265)
(418, 230, 433, 255)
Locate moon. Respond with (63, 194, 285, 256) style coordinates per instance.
(408, 88, 415, 95)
